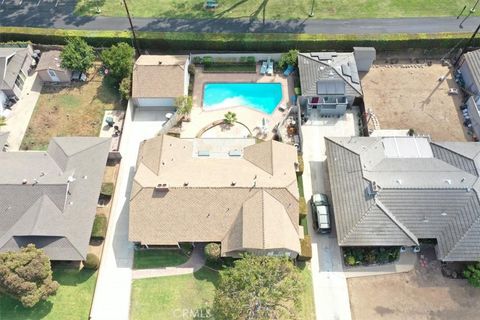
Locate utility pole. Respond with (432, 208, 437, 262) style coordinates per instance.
(454, 23, 480, 67)
(122, 0, 141, 57)
(309, 0, 315, 17)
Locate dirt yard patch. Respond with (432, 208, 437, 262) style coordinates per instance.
(348, 260, 480, 320)
(362, 63, 468, 141)
(21, 66, 123, 150)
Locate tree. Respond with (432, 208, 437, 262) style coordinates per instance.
(212, 255, 303, 320)
(0, 244, 59, 307)
(279, 49, 299, 69)
(100, 43, 134, 83)
(176, 96, 193, 116)
(204, 243, 221, 262)
(224, 111, 237, 125)
(464, 262, 480, 287)
(60, 37, 95, 72)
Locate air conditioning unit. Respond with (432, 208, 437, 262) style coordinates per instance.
(155, 183, 169, 191)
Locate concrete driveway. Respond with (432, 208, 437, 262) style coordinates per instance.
(301, 109, 358, 320)
(90, 104, 168, 320)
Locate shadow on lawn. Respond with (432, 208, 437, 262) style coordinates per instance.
(52, 268, 96, 286)
(0, 294, 53, 319)
(94, 77, 124, 110)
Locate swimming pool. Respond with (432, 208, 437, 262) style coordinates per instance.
(203, 83, 282, 114)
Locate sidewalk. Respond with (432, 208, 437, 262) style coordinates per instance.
(132, 244, 206, 279)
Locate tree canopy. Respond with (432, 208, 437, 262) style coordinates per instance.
(175, 96, 193, 116)
(279, 49, 299, 69)
(60, 37, 95, 72)
(100, 42, 134, 83)
(212, 255, 303, 320)
(0, 244, 59, 307)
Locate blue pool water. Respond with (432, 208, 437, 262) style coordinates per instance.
(203, 83, 282, 114)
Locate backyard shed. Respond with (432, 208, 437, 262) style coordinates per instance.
(459, 49, 480, 95)
(132, 55, 189, 109)
(36, 50, 71, 83)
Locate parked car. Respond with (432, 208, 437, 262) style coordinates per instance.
(311, 193, 331, 234)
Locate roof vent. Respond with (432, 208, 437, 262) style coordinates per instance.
(155, 183, 169, 191)
(40, 172, 45, 177)
(396, 179, 402, 185)
(67, 176, 76, 183)
(22, 179, 27, 185)
(444, 179, 451, 185)
(441, 212, 448, 216)
(461, 177, 465, 183)
(422, 216, 429, 223)
(231, 181, 236, 186)
(183, 182, 189, 186)
(368, 181, 380, 195)
(33, 179, 38, 186)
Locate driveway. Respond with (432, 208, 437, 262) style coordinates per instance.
(0, 73, 42, 150)
(90, 104, 168, 320)
(301, 109, 358, 320)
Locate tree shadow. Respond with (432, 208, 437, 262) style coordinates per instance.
(0, 294, 54, 320)
(193, 267, 220, 287)
(214, 0, 249, 18)
(52, 268, 96, 286)
(93, 77, 123, 110)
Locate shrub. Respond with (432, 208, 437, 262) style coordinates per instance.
(299, 196, 307, 218)
(192, 56, 202, 64)
(224, 111, 237, 125)
(294, 87, 301, 96)
(345, 255, 356, 266)
(298, 235, 312, 261)
(84, 253, 100, 270)
(176, 96, 193, 116)
(91, 214, 107, 240)
(246, 56, 256, 64)
(187, 63, 195, 76)
(279, 49, 299, 69)
(119, 76, 131, 101)
(100, 182, 114, 197)
(0, 116, 6, 126)
(464, 262, 480, 287)
(202, 56, 213, 67)
(204, 243, 221, 262)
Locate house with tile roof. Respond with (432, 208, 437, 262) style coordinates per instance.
(129, 135, 302, 258)
(325, 136, 480, 261)
(0, 136, 111, 261)
(298, 48, 375, 116)
(131, 55, 189, 110)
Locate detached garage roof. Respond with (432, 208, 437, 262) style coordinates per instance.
(132, 55, 187, 99)
(326, 136, 480, 262)
(36, 50, 67, 72)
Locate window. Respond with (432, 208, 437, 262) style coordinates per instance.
(14, 70, 26, 91)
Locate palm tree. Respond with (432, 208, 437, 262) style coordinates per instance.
(224, 111, 237, 125)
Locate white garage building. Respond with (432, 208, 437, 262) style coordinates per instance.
(132, 55, 189, 109)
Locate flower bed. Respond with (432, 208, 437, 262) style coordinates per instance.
(343, 246, 400, 267)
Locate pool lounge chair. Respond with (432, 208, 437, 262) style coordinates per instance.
(260, 61, 268, 75)
(266, 58, 274, 75)
(283, 64, 295, 76)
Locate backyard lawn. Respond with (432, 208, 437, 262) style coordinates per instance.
(133, 249, 190, 269)
(21, 66, 122, 150)
(130, 263, 315, 320)
(75, 0, 477, 20)
(0, 267, 97, 320)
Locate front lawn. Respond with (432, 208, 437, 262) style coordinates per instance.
(75, 0, 477, 20)
(133, 249, 190, 269)
(130, 267, 218, 320)
(21, 66, 122, 150)
(0, 267, 97, 320)
(130, 263, 315, 319)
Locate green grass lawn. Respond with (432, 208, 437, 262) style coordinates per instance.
(75, 0, 478, 20)
(0, 267, 97, 320)
(133, 249, 190, 269)
(130, 262, 315, 320)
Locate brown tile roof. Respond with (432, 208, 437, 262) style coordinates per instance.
(129, 136, 301, 255)
(132, 55, 187, 99)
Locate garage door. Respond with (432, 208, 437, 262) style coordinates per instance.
(135, 98, 175, 108)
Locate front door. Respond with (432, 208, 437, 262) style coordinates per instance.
(47, 69, 60, 82)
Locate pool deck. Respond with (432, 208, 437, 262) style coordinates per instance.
(181, 65, 294, 139)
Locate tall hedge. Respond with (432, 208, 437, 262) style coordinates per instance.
(0, 27, 476, 52)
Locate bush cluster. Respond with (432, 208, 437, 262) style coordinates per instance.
(91, 214, 108, 240)
(343, 247, 400, 267)
(84, 253, 100, 270)
(298, 235, 312, 261)
(204, 243, 221, 262)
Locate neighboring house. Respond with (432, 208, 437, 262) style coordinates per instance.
(459, 49, 480, 95)
(0, 136, 111, 261)
(325, 136, 480, 262)
(298, 48, 375, 116)
(129, 135, 302, 258)
(36, 50, 71, 83)
(0, 44, 34, 100)
(131, 55, 189, 109)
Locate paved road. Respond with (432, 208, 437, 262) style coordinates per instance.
(301, 109, 358, 320)
(90, 105, 168, 320)
(1, 0, 480, 34)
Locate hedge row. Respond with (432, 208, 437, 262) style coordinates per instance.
(0, 27, 476, 51)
